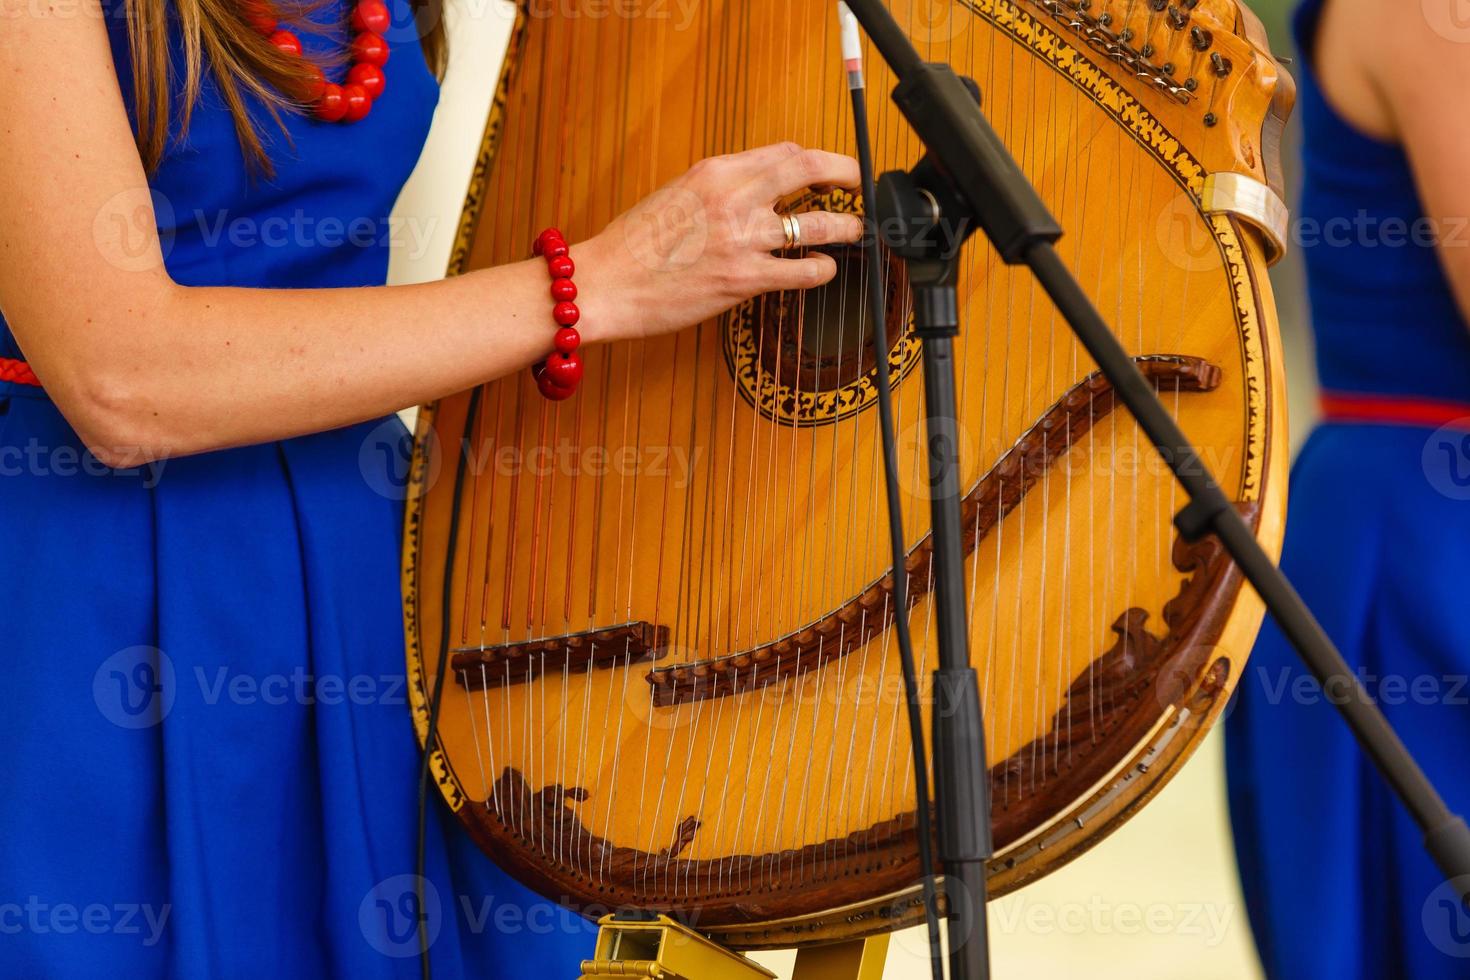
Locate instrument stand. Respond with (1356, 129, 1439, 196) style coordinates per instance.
(875, 154, 994, 980)
(837, 2, 1470, 979)
(578, 914, 888, 980)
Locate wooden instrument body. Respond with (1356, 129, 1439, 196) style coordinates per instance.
(404, 0, 1293, 949)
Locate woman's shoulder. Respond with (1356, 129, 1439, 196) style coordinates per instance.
(1297, 0, 1399, 147)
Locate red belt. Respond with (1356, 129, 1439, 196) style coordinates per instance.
(1320, 390, 1470, 431)
(0, 356, 39, 387)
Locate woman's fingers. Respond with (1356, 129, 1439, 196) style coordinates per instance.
(597, 146, 865, 341)
(754, 148, 862, 202)
(761, 210, 865, 251)
(757, 252, 841, 293)
(747, 210, 861, 294)
(716, 141, 807, 175)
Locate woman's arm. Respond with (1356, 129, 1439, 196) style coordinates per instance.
(1320, 0, 1470, 325)
(0, 0, 861, 465)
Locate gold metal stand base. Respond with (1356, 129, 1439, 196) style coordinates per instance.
(789, 933, 890, 980)
(579, 915, 890, 980)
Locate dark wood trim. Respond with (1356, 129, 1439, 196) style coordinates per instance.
(645, 355, 1221, 707)
(456, 500, 1255, 927)
(452, 622, 670, 691)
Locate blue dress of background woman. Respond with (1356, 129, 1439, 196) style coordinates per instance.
(1226, 1, 1470, 977)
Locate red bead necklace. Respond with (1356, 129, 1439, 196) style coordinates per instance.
(246, 0, 392, 124)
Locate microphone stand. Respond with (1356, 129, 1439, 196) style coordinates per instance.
(868, 87, 1003, 980)
(839, 3, 1470, 980)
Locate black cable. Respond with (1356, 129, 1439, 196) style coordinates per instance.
(417, 387, 484, 980)
(849, 81, 947, 980)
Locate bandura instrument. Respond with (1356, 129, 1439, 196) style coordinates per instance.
(404, 0, 1293, 949)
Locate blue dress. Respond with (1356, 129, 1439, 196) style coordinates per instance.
(0, 5, 590, 976)
(1225, 1, 1470, 977)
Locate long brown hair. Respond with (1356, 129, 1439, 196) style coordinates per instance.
(122, 0, 446, 175)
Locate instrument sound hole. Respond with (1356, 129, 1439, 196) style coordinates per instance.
(757, 245, 910, 393)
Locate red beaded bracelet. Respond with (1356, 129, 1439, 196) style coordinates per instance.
(530, 228, 584, 401)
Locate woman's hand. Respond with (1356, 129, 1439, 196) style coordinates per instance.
(0, 0, 863, 465)
(576, 143, 865, 344)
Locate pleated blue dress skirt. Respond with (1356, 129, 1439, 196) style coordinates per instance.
(0, 2, 591, 975)
(0, 402, 590, 977)
(1227, 422, 1470, 980)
